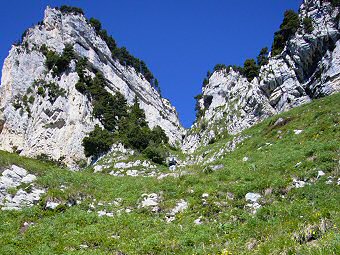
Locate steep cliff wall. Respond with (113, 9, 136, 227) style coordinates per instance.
(0, 7, 183, 167)
(183, 0, 340, 152)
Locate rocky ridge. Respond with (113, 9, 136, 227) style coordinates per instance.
(183, 0, 340, 152)
(0, 7, 183, 168)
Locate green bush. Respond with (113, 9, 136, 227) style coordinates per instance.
(37, 87, 45, 97)
(271, 10, 300, 56)
(75, 81, 87, 94)
(149, 126, 169, 145)
(303, 17, 314, 34)
(89, 18, 102, 33)
(243, 59, 259, 82)
(59, 5, 84, 15)
(257, 47, 269, 66)
(213, 64, 227, 72)
(36, 81, 66, 103)
(28, 95, 35, 104)
(143, 144, 167, 165)
(331, 0, 340, 7)
(82, 125, 114, 158)
(43, 44, 75, 77)
(194, 94, 203, 119)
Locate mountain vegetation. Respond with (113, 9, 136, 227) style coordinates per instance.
(0, 94, 339, 254)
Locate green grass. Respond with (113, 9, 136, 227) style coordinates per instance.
(0, 93, 339, 254)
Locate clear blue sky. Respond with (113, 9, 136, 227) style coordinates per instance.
(0, 0, 302, 128)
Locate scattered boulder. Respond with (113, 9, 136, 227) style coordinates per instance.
(211, 164, 224, 171)
(292, 178, 306, 188)
(140, 193, 160, 212)
(165, 199, 188, 223)
(245, 193, 261, 203)
(246, 238, 258, 250)
(45, 199, 60, 210)
(194, 217, 203, 225)
(243, 157, 249, 162)
(317, 170, 325, 179)
(294, 129, 303, 135)
(245, 193, 262, 214)
(94, 165, 103, 173)
(0, 165, 45, 210)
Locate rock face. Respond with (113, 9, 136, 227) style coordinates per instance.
(0, 165, 45, 210)
(183, 0, 340, 152)
(0, 7, 183, 168)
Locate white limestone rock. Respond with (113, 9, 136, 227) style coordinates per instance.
(182, 0, 340, 153)
(245, 193, 262, 203)
(140, 193, 160, 212)
(0, 6, 183, 168)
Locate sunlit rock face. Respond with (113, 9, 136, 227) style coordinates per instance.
(0, 7, 183, 168)
(183, 0, 340, 153)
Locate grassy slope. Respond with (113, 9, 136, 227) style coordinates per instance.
(0, 94, 339, 255)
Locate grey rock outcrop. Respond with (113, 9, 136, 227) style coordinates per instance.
(0, 7, 183, 168)
(183, 0, 340, 152)
(0, 165, 45, 210)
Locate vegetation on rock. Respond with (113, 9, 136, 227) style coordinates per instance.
(1, 94, 339, 254)
(41, 44, 75, 77)
(272, 10, 300, 56)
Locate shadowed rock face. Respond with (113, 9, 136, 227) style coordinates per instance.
(0, 7, 184, 168)
(183, 0, 340, 153)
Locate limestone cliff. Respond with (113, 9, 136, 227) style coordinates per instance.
(0, 7, 183, 167)
(183, 0, 340, 152)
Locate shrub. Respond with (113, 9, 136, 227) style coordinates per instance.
(59, 5, 84, 15)
(89, 18, 102, 33)
(202, 78, 209, 87)
(82, 125, 114, 158)
(37, 87, 45, 97)
(271, 10, 300, 56)
(28, 95, 35, 104)
(257, 47, 269, 66)
(75, 82, 87, 94)
(149, 126, 169, 144)
(43, 44, 75, 77)
(303, 17, 314, 34)
(243, 59, 259, 82)
(194, 94, 203, 119)
(143, 144, 167, 164)
(45, 82, 66, 103)
(331, 0, 340, 7)
(213, 64, 227, 72)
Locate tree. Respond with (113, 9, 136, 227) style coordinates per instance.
(243, 59, 259, 82)
(150, 126, 169, 144)
(271, 10, 300, 56)
(143, 143, 167, 165)
(257, 47, 269, 66)
(82, 125, 113, 158)
(89, 18, 102, 33)
(213, 64, 227, 72)
(130, 97, 147, 127)
(194, 94, 203, 119)
(280, 10, 300, 38)
(59, 5, 84, 15)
